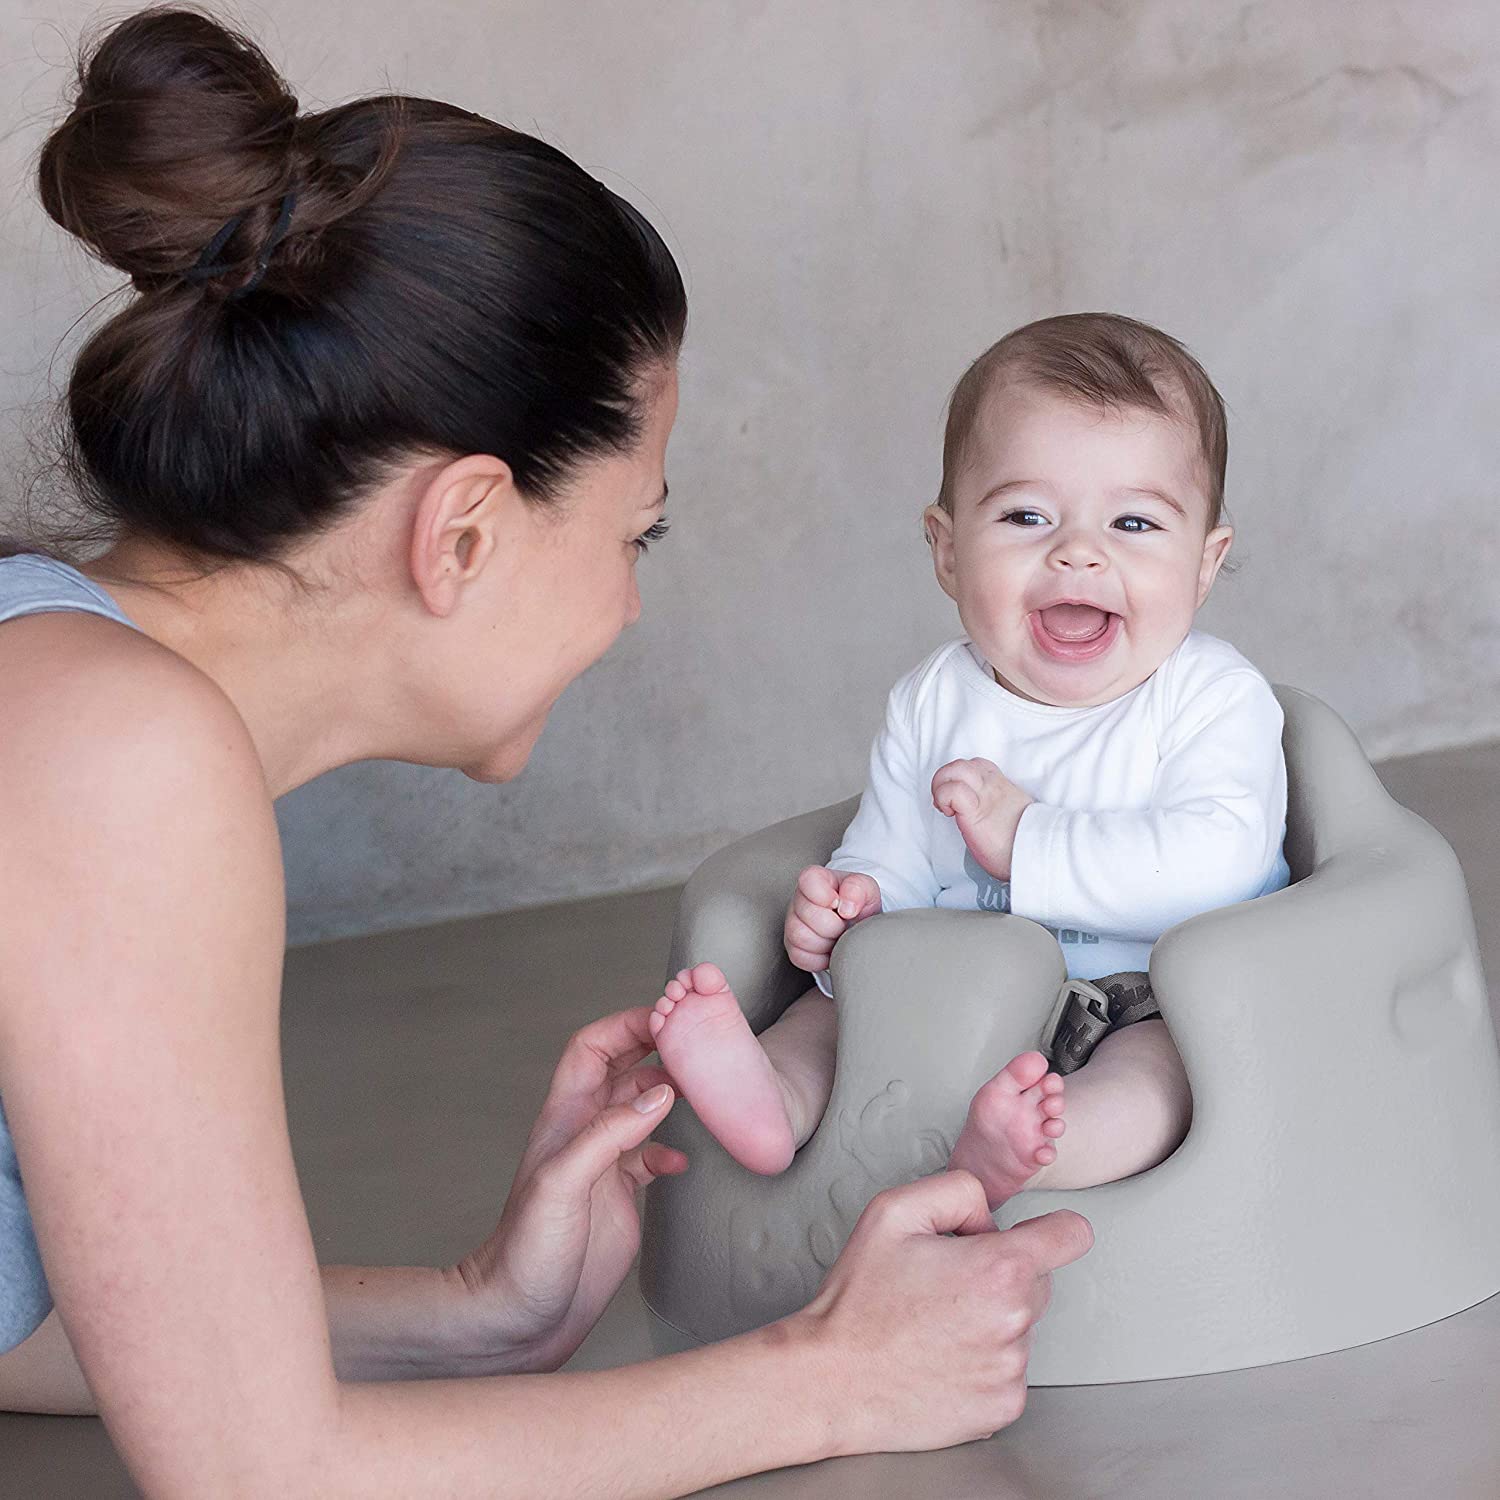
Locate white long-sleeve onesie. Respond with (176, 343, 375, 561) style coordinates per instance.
(826, 632, 1291, 981)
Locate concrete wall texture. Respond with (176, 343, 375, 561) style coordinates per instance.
(3, 2, 1497, 943)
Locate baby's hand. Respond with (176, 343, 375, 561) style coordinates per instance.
(784, 866, 882, 974)
(932, 758, 1034, 881)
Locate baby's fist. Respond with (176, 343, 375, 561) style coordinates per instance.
(931, 758, 1033, 881)
(784, 866, 882, 973)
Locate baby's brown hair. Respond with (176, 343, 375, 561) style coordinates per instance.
(937, 313, 1227, 527)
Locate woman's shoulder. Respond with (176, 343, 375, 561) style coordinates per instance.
(2, 607, 254, 759)
(0, 611, 276, 869)
(0, 612, 286, 1039)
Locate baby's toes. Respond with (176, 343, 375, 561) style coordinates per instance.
(689, 961, 729, 995)
(664, 978, 688, 1002)
(1005, 1051, 1052, 1093)
(647, 1009, 666, 1039)
(1040, 1093, 1065, 1119)
(1039, 1073, 1064, 1097)
(1042, 1117, 1066, 1139)
(1035, 1144, 1058, 1167)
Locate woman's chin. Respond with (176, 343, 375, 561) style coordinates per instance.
(461, 721, 548, 783)
(461, 760, 518, 785)
(461, 747, 529, 784)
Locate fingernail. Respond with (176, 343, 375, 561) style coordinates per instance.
(634, 1084, 672, 1113)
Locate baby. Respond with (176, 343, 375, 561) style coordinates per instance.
(651, 313, 1290, 1209)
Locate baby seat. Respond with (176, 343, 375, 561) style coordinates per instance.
(640, 687, 1500, 1382)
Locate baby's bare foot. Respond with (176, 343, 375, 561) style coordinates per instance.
(948, 1051, 1066, 1210)
(649, 962, 796, 1175)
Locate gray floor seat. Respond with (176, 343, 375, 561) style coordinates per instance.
(640, 687, 1500, 1382)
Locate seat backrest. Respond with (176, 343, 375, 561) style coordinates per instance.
(1274, 685, 1402, 884)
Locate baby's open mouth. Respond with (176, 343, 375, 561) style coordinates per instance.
(1030, 603, 1121, 663)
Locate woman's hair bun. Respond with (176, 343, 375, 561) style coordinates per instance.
(33, 6, 684, 564)
(38, 6, 300, 289)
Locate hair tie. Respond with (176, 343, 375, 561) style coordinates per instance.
(181, 188, 298, 298)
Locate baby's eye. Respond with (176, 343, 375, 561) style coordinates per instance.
(1113, 515, 1159, 534)
(1000, 508, 1048, 527)
(633, 517, 671, 554)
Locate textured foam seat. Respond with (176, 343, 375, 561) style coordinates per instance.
(640, 686, 1500, 1383)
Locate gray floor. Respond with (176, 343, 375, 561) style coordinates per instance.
(3, 743, 1498, 1497)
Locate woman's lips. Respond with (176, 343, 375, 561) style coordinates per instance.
(1028, 606, 1121, 663)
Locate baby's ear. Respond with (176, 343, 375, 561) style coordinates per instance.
(1196, 524, 1234, 605)
(923, 503, 958, 600)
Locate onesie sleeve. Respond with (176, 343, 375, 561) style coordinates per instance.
(1008, 670, 1288, 942)
(828, 673, 941, 913)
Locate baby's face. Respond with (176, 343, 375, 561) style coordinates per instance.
(925, 383, 1233, 707)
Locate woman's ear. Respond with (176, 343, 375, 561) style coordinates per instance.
(408, 455, 515, 617)
(923, 503, 959, 601)
(1197, 524, 1234, 607)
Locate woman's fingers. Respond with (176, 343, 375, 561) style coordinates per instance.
(524, 1015, 671, 1177)
(535, 1085, 677, 1204)
(545, 1006, 660, 1108)
(795, 1180, 1094, 1453)
(581, 1006, 661, 1077)
(859, 1169, 998, 1239)
(618, 1140, 690, 1191)
(997, 1209, 1095, 1273)
(607, 1063, 675, 1109)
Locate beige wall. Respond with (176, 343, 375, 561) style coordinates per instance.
(3, 1, 1497, 942)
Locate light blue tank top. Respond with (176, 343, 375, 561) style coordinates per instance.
(0, 552, 140, 1354)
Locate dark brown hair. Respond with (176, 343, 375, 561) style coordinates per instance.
(30, 6, 686, 562)
(937, 313, 1227, 526)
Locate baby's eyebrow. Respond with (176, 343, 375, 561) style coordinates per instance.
(977, 478, 1049, 506)
(1119, 486, 1188, 519)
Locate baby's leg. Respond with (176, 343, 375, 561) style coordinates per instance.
(650, 964, 835, 1176)
(1027, 1019, 1192, 1192)
(756, 985, 838, 1147)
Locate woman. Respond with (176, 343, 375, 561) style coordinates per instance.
(0, 9, 1092, 1495)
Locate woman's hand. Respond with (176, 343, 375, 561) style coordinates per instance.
(791, 1170, 1093, 1453)
(453, 1007, 687, 1371)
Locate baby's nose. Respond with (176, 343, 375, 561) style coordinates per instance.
(1048, 535, 1106, 570)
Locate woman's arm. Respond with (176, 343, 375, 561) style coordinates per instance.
(0, 616, 1092, 1496)
(2, 990, 685, 1410)
(0, 1260, 579, 1417)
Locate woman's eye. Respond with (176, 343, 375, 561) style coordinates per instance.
(1113, 515, 1159, 534)
(1000, 508, 1048, 527)
(633, 517, 671, 554)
